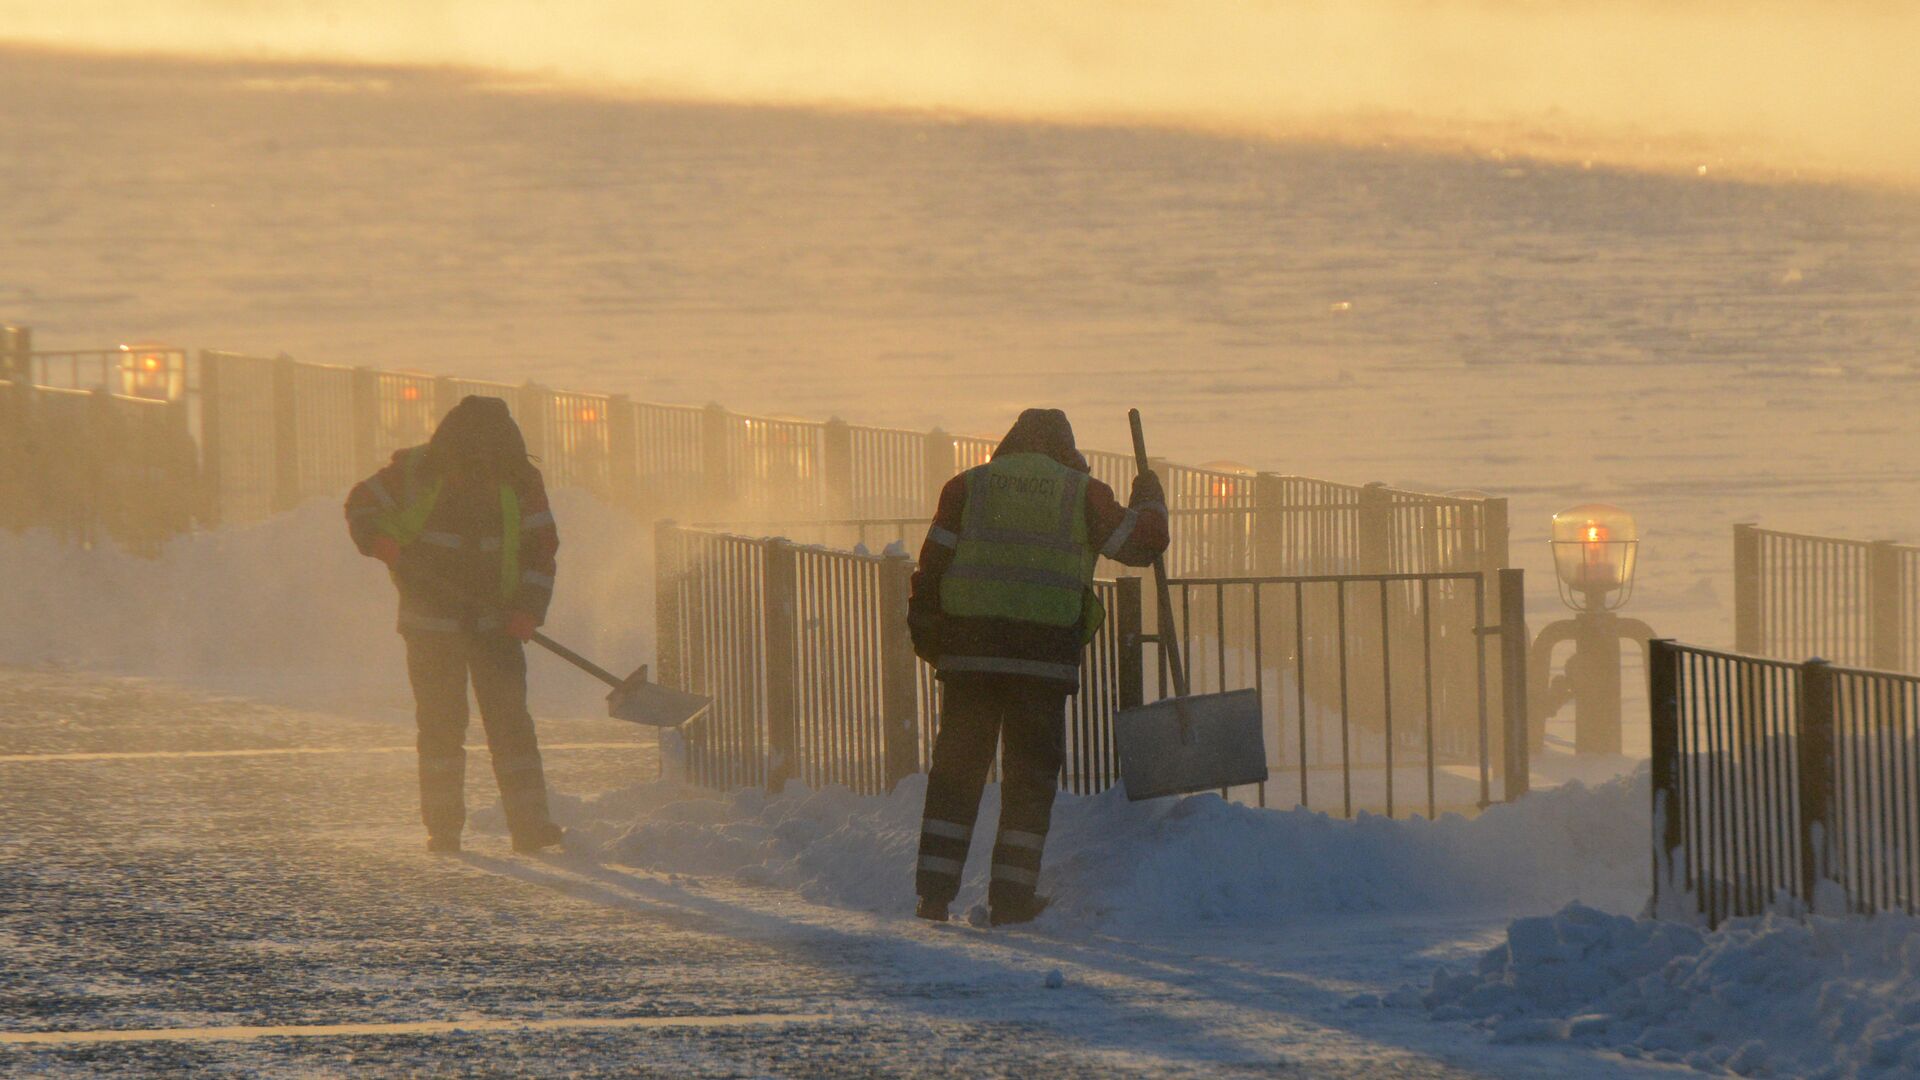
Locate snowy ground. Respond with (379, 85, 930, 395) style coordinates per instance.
(2, 665, 1696, 1077)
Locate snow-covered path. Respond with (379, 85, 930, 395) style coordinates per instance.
(0, 668, 1674, 1076)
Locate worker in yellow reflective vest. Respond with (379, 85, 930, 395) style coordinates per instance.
(909, 408, 1168, 925)
(344, 395, 564, 855)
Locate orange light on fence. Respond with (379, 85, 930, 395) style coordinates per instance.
(578, 407, 599, 423)
(1551, 503, 1639, 610)
(140, 354, 162, 372)
(400, 385, 421, 402)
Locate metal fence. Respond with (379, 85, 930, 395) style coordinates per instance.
(1650, 639, 1920, 927)
(1164, 569, 1530, 815)
(658, 521, 1529, 813)
(1733, 523, 1919, 673)
(0, 379, 197, 554)
(9, 334, 1509, 595)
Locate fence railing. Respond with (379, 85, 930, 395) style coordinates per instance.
(0, 379, 197, 554)
(7, 332, 1513, 590)
(1650, 639, 1920, 927)
(1733, 523, 1919, 673)
(1165, 569, 1530, 816)
(658, 522, 1530, 813)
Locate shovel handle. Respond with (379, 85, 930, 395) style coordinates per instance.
(395, 565, 625, 689)
(528, 631, 624, 690)
(1128, 409, 1189, 699)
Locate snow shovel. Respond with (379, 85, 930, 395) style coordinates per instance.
(398, 566, 711, 728)
(1113, 409, 1268, 800)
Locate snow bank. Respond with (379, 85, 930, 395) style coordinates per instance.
(1424, 905, 1920, 1079)
(0, 489, 653, 716)
(523, 765, 1651, 930)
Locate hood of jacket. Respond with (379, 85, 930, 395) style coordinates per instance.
(991, 408, 1089, 473)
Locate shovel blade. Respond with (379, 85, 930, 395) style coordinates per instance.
(606, 667, 713, 728)
(1114, 688, 1266, 801)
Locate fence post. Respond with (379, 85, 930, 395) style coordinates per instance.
(878, 549, 921, 789)
(1116, 575, 1145, 711)
(924, 427, 954, 513)
(822, 417, 854, 518)
(269, 354, 300, 514)
(1869, 540, 1902, 671)
(196, 350, 224, 528)
(607, 394, 639, 506)
(654, 519, 684, 690)
(349, 366, 379, 475)
(762, 538, 800, 793)
(1646, 639, 1686, 916)
(1733, 523, 1761, 654)
(1359, 481, 1391, 573)
(1499, 568, 1531, 801)
(518, 382, 551, 464)
(702, 403, 733, 510)
(1797, 658, 1839, 911)
(0, 323, 27, 381)
(1252, 472, 1286, 576)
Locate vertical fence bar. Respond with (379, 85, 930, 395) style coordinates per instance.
(654, 520, 684, 689)
(924, 428, 954, 514)
(196, 349, 224, 527)
(350, 366, 379, 475)
(607, 394, 639, 506)
(1798, 658, 1838, 911)
(1648, 640, 1685, 915)
(1734, 523, 1761, 654)
(1869, 540, 1903, 672)
(703, 403, 733, 509)
(1499, 568, 1531, 801)
(822, 417, 854, 518)
(762, 538, 800, 792)
(1357, 483, 1390, 574)
(878, 549, 920, 790)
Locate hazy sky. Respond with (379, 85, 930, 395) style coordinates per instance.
(3, 1, 1916, 181)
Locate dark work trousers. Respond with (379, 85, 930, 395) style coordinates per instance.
(404, 631, 554, 841)
(916, 673, 1070, 908)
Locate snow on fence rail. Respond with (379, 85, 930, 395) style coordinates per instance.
(1732, 522, 1920, 674)
(657, 520, 1531, 814)
(1649, 639, 1920, 927)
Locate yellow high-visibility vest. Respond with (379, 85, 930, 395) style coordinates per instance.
(940, 452, 1100, 639)
(373, 447, 521, 601)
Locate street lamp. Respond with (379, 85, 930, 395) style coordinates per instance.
(1551, 503, 1639, 610)
(1530, 504, 1654, 756)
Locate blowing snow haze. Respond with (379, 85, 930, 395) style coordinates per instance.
(4, 0, 1919, 183)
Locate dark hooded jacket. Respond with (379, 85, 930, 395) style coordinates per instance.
(344, 395, 560, 635)
(909, 409, 1169, 688)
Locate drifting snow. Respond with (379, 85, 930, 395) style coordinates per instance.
(515, 766, 1650, 932)
(1424, 904, 1920, 1079)
(0, 489, 653, 716)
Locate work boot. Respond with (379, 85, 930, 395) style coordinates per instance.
(426, 833, 462, 855)
(915, 897, 949, 923)
(989, 894, 1051, 927)
(511, 821, 565, 854)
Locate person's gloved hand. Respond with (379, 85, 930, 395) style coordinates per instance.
(506, 611, 540, 643)
(1129, 468, 1165, 509)
(907, 609, 944, 665)
(369, 535, 402, 567)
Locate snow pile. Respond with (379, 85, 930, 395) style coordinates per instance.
(0, 489, 653, 715)
(529, 766, 1651, 930)
(1424, 904, 1920, 1077)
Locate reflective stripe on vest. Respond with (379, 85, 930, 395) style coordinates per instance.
(938, 453, 1093, 629)
(373, 448, 523, 602)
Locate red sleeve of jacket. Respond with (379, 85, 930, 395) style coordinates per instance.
(343, 452, 410, 555)
(909, 473, 968, 616)
(510, 469, 560, 623)
(1084, 476, 1170, 568)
